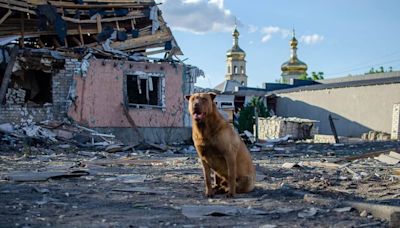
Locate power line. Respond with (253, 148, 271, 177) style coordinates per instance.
(326, 50, 400, 76)
(328, 57, 400, 77)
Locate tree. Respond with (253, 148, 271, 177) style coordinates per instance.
(365, 66, 394, 75)
(299, 71, 324, 81)
(311, 71, 324, 80)
(235, 97, 268, 134)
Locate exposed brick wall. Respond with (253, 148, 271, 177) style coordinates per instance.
(0, 58, 78, 124)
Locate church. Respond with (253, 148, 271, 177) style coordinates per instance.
(212, 25, 312, 122)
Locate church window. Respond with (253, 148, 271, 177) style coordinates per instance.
(227, 66, 230, 74)
(234, 66, 238, 74)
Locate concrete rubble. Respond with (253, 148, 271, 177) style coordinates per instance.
(1, 125, 400, 227)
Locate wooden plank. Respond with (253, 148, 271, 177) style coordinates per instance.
(0, 0, 33, 9)
(0, 28, 99, 37)
(142, 48, 167, 56)
(0, 46, 19, 106)
(0, 10, 12, 25)
(300, 161, 340, 170)
(0, 3, 36, 15)
(106, 29, 171, 51)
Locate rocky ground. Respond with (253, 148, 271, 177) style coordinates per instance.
(1, 135, 400, 227)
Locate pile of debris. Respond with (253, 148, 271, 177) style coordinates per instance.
(361, 130, 391, 141)
(5, 88, 25, 104)
(0, 0, 181, 59)
(258, 116, 318, 140)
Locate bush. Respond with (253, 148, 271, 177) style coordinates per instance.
(235, 97, 268, 134)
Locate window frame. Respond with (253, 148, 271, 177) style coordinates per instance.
(124, 71, 166, 109)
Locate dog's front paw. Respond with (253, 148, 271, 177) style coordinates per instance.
(205, 189, 216, 198)
(225, 192, 234, 198)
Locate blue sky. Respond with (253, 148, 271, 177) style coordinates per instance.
(157, 0, 400, 88)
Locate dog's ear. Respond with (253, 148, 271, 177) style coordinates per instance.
(185, 95, 191, 101)
(208, 92, 217, 101)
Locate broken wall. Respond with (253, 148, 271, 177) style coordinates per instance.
(68, 59, 186, 128)
(0, 58, 76, 124)
(257, 116, 318, 140)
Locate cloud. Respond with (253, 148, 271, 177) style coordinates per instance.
(247, 24, 258, 33)
(300, 34, 324, 44)
(157, 0, 235, 34)
(260, 26, 290, 43)
(261, 34, 272, 43)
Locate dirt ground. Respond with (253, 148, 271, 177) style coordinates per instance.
(1, 140, 400, 228)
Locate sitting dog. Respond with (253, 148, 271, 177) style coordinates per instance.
(185, 92, 255, 197)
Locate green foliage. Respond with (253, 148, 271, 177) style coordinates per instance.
(366, 66, 393, 74)
(235, 97, 269, 134)
(299, 71, 324, 81)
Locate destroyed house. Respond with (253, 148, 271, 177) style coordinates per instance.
(0, 0, 202, 143)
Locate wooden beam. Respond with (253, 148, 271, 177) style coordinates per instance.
(0, 3, 36, 15)
(61, 13, 146, 24)
(78, 24, 84, 45)
(0, 46, 19, 106)
(48, 1, 152, 9)
(96, 14, 102, 33)
(0, 10, 12, 25)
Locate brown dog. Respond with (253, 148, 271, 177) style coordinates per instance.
(185, 92, 255, 197)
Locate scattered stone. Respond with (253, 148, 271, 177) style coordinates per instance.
(105, 144, 123, 153)
(333, 207, 352, 213)
(298, 207, 318, 218)
(360, 210, 368, 217)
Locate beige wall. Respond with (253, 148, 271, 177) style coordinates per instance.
(275, 83, 400, 137)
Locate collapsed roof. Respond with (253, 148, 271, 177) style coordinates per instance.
(0, 0, 182, 59)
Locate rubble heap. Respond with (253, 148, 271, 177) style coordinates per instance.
(0, 0, 181, 59)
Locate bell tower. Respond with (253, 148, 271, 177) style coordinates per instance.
(225, 24, 247, 86)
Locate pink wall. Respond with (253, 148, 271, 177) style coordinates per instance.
(68, 59, 185, 127)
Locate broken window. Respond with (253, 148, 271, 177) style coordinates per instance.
(126, 72, 164, 108)
(6, 70, 52, 105)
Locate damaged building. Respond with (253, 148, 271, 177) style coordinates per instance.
(266, 71, 400, 140)
(0, 0, 203, 143)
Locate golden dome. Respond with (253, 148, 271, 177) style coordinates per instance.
(227, 25, 245, 59)
(281, 30, 307, 75)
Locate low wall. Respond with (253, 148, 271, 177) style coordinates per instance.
(93, 127, 192, 144)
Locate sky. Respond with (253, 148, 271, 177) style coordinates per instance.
(157, 0, 400, 88)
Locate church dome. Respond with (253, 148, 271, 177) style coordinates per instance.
(281, 31, 307, 76)
(227, 27, 245, 59)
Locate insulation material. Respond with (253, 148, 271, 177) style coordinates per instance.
(150, 6, 160, 34)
